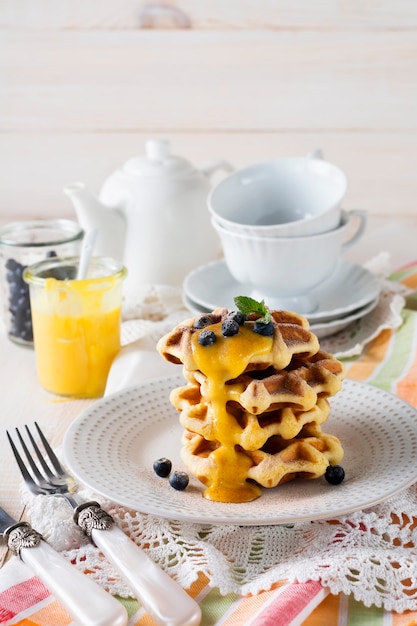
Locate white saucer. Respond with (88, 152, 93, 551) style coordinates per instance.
(183, 291, 380, 341)
(183, 259, 381, 324)
(311, 296, 379, 339)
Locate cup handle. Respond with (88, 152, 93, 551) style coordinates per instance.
(342, 210, 368, 249)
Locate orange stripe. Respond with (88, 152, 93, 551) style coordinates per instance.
(300, 591, 341, 625)
(401, 274, 417, 290)
(16, 600, 73, 625)
(188, 572, 211, 599)
(392, 610, 417, 625)
(220, 582, 287, 626)
(395, 334, 417, 406)
(346, 328, 393, 382)
(133, 615, 157, 626)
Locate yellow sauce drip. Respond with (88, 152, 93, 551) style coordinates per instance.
(191, 322, 273, 502)
(31, 277, 121, 398)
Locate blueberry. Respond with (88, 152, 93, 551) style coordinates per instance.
(198, 329, 216, 346)
(325, 465, 345, 485)
(169, 471, 189, 491)
(253, 320, 274, 336)
(193, 315, 213, 329)
(228, 310, 246, 325)
(153, 457, 172, 478)
(5, 258, 19, 272)
(222, 317, 239, 337)
(19, 325, 33, 342)
(46, 250, 57, 258)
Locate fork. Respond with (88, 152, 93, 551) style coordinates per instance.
(7, 423, 202, 626)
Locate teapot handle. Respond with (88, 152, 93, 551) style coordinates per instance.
(306, 148, 324, 160)
(199, 159, 234, 178)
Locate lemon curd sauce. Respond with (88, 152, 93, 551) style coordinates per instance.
(191, 322, 273, 502)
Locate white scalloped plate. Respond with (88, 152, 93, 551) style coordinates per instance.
(183, 259, 381, 324)
(63, 376, 417, 526)
(311, 296, 379, 339)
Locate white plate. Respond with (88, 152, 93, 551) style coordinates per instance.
(183, 259, 381, 324)
(311, 296, 379, 339)
(63, 376, 417, 526)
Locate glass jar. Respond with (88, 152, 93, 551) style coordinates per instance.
(0, 219, 84, 346)
(24, 256, 126, 398)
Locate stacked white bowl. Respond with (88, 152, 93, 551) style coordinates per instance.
(208, 152, 367, 314)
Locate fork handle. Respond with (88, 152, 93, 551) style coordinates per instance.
(91, 525, 202, 626)
(20, 539, 128, 626)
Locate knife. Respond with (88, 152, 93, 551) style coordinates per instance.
(0, 505, 128, 626)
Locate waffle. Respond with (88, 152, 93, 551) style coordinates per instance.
(171, 383, 331, 447)
(158, 308, 320, 373)
(157, 306, 345, 503)
(181, 426, 344, 500)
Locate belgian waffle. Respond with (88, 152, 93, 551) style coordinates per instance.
(157, 308, 320, 373)
(181, 427, 344, 495)
(157, 306, 345, 503)
(171, 383, 331, 446)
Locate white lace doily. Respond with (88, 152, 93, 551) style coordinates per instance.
(23, 482, 417, 612)
(23, 256, 417, 612)
(320, 278, 406, 357)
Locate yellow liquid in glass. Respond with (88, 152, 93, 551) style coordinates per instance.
(31, 277, 122, 398)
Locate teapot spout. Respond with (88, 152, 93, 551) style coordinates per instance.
(63, 182, 125, 262)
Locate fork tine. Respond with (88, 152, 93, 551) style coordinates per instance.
(6, 429, 38, 490)
(14, 426, 49, 483)
(34, 421, 66, 477)
(24, 424, 56, 480)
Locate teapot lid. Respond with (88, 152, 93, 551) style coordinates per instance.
(121, 139, 195, 178)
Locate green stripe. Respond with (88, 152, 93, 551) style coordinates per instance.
(114, 595, 140, 618)
(368, 309, 416, 391)
(389, 263, 417, 281)
(405, 291, 417, 312)
(347, 594, 384, 625)
(200, 588, 238, 626)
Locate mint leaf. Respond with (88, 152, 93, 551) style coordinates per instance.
(234, 296, 271, 323)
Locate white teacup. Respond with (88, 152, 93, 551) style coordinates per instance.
(208, 151, 347, 237)
(212, 209, 367, 313)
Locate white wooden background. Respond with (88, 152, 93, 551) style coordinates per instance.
(1, 0, 417, 263)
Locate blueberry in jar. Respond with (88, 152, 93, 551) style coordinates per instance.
(4, 249, 59, 343)
(5, 257, 33, 342)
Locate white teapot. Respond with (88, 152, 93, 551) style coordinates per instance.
(64, 139, 232, 301)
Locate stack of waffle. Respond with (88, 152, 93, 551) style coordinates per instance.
(157, 307, 345, 503)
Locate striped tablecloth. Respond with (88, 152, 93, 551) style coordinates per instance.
(2, 262, 417, 626)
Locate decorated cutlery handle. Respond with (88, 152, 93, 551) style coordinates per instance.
(6, 523, 128, 626)
(90, 524, 202, 626)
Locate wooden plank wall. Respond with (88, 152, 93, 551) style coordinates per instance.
(1, 0, 417, 220)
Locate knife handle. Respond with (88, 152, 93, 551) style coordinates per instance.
(91, 525, 202, 626)
(20, 540, 128, 626)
